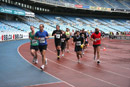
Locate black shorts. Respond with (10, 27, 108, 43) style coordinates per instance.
(39, 45, 47, 52)
(66, 38, 70, 41)
(30, 45, 39, 51)
(85, 41, 88, 44)
(55, 40, 61, 47)
(93, 44, 101, 48)
(72, 36, 74, 38)
(61, 43, 66, 50)
(75, 46, 82, 52)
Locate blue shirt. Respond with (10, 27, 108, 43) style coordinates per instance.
(35, 30, 49, 45)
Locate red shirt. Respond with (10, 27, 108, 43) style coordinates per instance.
(91, 32, 101, 45)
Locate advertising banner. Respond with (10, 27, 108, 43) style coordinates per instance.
(0, 7, 26, 16)
(83, 6, 90, 9)
(90, 6, 111, 11)
(0, 33, 29, 42)
(75, 5, 83, 8)
(25, 12, 35, 17)
(1, 34, 13, 41)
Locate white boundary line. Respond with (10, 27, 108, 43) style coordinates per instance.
(63, 48, 130, 79)
(36, 53, 119, 87)
(24, 81, 63, 87)
(17, 44, 75, 87)
(69, 45, 130, 71)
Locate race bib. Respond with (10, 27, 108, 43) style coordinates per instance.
(82, 34, 84, 38)
(40, 37, 45, 43)
(76, 41, 81, 46)
(61, 38, 65, 42)
(96, 38, 100, 41)
(32, 40, 37, 44)
(86, 38, 88, 41)
(56, 34, 60, 39)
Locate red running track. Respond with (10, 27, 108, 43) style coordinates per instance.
(19, 38, 130, 87)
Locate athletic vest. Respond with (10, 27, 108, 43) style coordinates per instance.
(66, 32, 70, 38)
(30, 32, 38, 46)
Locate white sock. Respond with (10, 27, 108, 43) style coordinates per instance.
(41, 65, 45, 69)
(97, 59, 100, 61)
(45, 58, 47, 65)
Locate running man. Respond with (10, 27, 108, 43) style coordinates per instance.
(35, 24, 49, 70)
(52, 25, 62, 60)
(29, 26, 39, 64)
(85, 31, 89, 49)
(61, 31, 67, 57)
(65, 28, 71, 52)
(80, 29, 86, 55)
(74, 31, 84, 63)
(90, 28, 101, 64)
(71, 29, 75, 45)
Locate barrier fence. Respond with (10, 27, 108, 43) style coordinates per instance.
(109, 35, 130, 40)
(0, 33, 28, 42)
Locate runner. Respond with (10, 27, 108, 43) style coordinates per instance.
(61, 31, 67, 57)
(29, 26, 39, 64)
(71, 29, 75, 45)
(84, 30, 89, 51)
(52, 25, 62, 60)
(35, 24, 49, 70)
(80, 29, 86, 55)
(90, 28, 101, 64)
(74, 31, 84, 63)
(65, 28, 71, 53)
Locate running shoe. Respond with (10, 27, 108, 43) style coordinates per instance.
(57, 56, 60, 60)
(97, 60, 100, 64)
(35, 59, 38, 64)
(77, 59, 81, 63)
(62, 54, 64, 57)
(67, 50, 69, 53)
(32, 57, 36, 63)
(40, 65, 45, 70)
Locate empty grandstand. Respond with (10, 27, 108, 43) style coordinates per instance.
(0, 0, 130, 41)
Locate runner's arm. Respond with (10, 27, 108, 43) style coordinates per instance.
(52, 31, 56, 36)
(45, 31, 49, 39)
(29, 33, 32, 40)
(34, 32, 40, 40)
(90, 34, 96, 42)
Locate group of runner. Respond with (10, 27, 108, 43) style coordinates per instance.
(29, 24, 102, 71)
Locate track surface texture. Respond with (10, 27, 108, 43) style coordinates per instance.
(1, 38, 130, 87)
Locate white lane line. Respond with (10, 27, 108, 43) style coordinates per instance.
(40, 51, 120, 87)
(69, 45, 130, 71)
(25, 81, 63, 87)
(18, 44, 75, 87)
(64, 48, 130, 79)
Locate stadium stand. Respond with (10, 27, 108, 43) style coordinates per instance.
(0, 0, 130, 42)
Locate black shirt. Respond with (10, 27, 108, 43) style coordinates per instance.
(74, 36, 84, 47)
(80, 32, 87, 39)
(61, 34, 66, 43)
(52, 30, 62, 41)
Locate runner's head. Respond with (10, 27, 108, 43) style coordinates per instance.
(66, 28, 69, 32)
(76, 31, 80, 36)
(95, 28, 99, 34)
(72, 29, 74, 32)
(39, 24, 44, 31)
(82, 29, 84, 32)
(30, 26, 34, 32)
(62, 30, 65, 34)
(56, 25, 60, 30)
